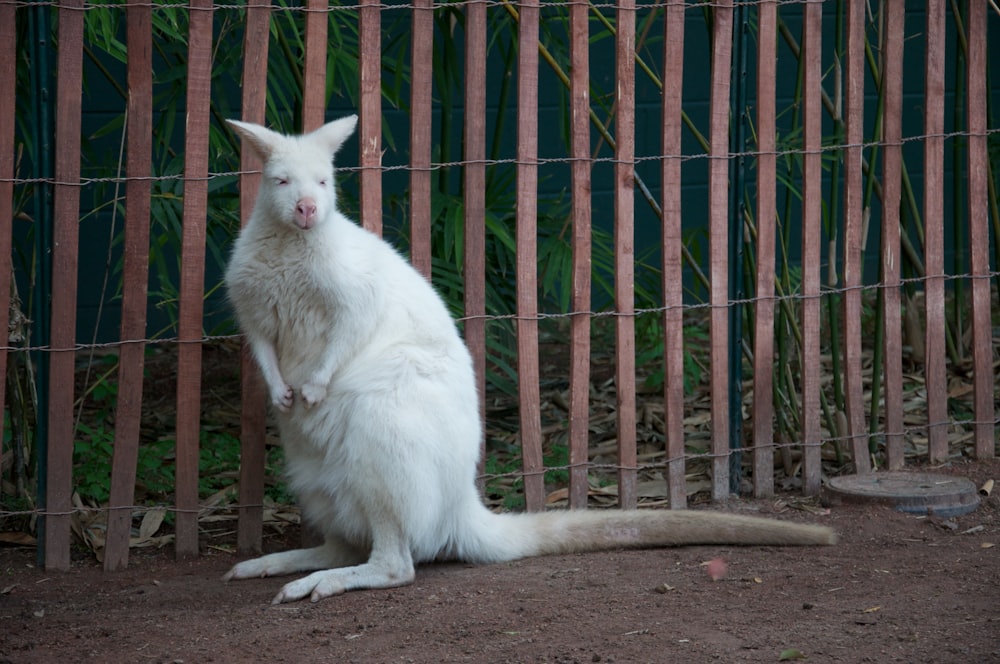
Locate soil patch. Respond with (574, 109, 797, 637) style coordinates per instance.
(2, 459, 999, 664)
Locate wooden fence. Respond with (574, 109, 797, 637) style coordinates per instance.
(0, 1, 997, 572)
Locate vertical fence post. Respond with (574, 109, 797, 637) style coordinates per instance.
(44, 0, 86, 571)
(515, 0, 545, 511)
(236, 0, 271, 556)
(104, 1, 154, 571)
(881, 1, 905, 470)
(294, 0, 331, 551)
(0, 0, 16, 479)
(567, 0, 592, 510)
(752, 0, 777, 498)
(965, 0, 995, 459)
(174, 0, 215, 559)
(841, 0, 870, 473)
(614, 0, 637, 510)
(358, 0, 382, 236)
(409, 0, 433, 279)
(463, 0, 488, 473)
(302, 0, 329, 132)
(707, 0, 733, 502)
(922, 0, 948, 463)
(661, 1, 686, 509)
(800, 0, 823, 495)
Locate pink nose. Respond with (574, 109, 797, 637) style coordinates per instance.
(295, 199, 317, 229)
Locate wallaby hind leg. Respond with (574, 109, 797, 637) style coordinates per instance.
(222, 536, 366, 581)
(270, 532, 415, 604)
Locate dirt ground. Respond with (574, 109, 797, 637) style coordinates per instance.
(2, 459, 999, 664)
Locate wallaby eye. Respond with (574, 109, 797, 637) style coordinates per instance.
(276, 177, 289, 186)
(318, 179, 328, 187)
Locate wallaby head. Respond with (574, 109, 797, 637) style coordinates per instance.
(227, 115, 358, 230)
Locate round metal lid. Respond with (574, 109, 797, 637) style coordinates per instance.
(823, 471, 981, 518)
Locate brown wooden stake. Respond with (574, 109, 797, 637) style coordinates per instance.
(173, 0, 215, 560)
(707, 0, 733, 501)
(515, 1, 545, 512)
(965, 0, 995, 460)
(800, 0, 823, 495)
(359, 0, 382, 236)
(661, 1, 686, 509)
(302, 0, 329, 133)
(0, 1, 16, 478)
(463, 0, 488, 476)
(236, 0, 271, 556)
(567, 0, 592, 510)
(409, 0, 434, 280)
(842, 0, 871, 473)
(881, 0, 905, 470)
(105, 2, 154, 572)
(752, 0, 777, 499)
(614, 0, 637, 510)
(922, 0, 948, 464)
(44, 0, 86, 571)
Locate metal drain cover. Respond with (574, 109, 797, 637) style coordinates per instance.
(824, 472, 980, 518)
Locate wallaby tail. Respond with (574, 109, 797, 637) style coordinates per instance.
(456, 506, 836, 565)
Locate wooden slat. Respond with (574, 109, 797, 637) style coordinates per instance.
(44, 0, 86, 571)
(236, 0, 271, 556)
(661, 0, 686, 510)
(567, 0, 591, 510)
(0, 0, 17, 468)
(173, 0, 215, 560)
(104, 2, 154, 572)
(296, 0, 331, 552)
(706, 0, 733, 501)
(965, 0, 994, 459)
(799, 0, 822, 495)
(358, 0, 382, 236)
(409, 0, 434, 279)
(515, 0, 545, 511)
(463, 0, 488, 472)
(922, 0, 948, 463)
(302, 0, 329, 132)
(751, 0, 777, 498)
(881, 1, 905, 470)
(614, 0, 637, 510)
(841, 0, 870, 473)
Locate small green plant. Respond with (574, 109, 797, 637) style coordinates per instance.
(72, 423, 116, 504)
(73, 429, 177, 506)
(484, 443, 571, 511)
(636, 318, 708, 395)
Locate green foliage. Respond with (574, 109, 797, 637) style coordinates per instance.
(637, 319, 707, 395)
(74, 421, 290, 507)
(485, 443, 570, 511)
(72, 424, 115, 505)
(12, 1, 994, 512)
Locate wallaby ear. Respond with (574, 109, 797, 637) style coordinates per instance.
(226, 119, 284, 161)
(311, 114, 359, 157)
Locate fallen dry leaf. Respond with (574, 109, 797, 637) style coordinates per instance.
(778, 648, 807, 661)
(0, 532, 36, 547)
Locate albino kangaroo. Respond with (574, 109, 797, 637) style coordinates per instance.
(222, 115, 836, 605)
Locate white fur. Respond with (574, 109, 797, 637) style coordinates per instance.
(222, 116, 835, 605)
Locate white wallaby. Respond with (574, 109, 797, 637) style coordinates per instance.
(222, 116, 836, 605)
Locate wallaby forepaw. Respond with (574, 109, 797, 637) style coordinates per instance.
(271, 383, 294, 412)
(299, 379, 328, 408)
